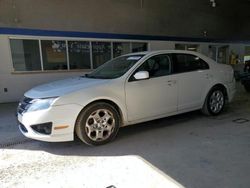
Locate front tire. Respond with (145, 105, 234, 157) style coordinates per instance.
(75, 102, 120, 146)
(202, 87, 226, 116)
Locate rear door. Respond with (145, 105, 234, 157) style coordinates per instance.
(172, 53, 211, 111)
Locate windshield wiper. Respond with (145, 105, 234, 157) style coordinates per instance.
(84, 74, 95, 78)
(84, 74, 100, 79)
(84, 74, 112, 79)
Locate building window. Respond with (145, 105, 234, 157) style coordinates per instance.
(244, 46, 250, 64)
(68, 41, 91, 69)
(113, 42, 131, 58)
(132, 42, 147, 52)
(10, 39, 41, 71)
(175, 44, 199, 52)
(175, 44, 186, 50)
(41, 40, 67, 70)
(92, 42, 111, 69)
(10, 38, 148, 72)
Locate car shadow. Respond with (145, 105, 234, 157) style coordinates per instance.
(13, 110, 203, 154)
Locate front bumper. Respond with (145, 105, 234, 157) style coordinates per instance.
(17, 104, 83, 142)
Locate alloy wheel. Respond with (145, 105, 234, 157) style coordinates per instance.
(209, 90, 224, 114)
(85, 109, 115, 142)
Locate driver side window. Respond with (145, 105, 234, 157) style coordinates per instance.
(134, 54, 171, 80)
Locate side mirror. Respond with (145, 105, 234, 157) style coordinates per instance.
(134, 71, 149, 80)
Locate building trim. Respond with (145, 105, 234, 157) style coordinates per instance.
(0, 27, 248, 44)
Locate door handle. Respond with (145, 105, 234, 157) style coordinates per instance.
(206, 74, 213, 79)
(167, 80, 176, 86)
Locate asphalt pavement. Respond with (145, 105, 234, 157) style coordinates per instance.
(0, 83, 249, 188)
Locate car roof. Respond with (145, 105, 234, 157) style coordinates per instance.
(125, 50, 203, 56)
(124, 50, 216, 66)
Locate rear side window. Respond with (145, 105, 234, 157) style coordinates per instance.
(172, 54, 209, 73)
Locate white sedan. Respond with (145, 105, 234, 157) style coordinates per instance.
(17, 50, 236, 145)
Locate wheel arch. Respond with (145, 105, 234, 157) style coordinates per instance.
(205, 83, 229, 102)
(74, 98, 125, 131)
(201, 83, 228, 116)
(213, 83, 228, 99)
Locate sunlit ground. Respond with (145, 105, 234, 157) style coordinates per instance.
(0, 147, 184, 188)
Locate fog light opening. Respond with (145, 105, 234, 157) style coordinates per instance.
(31, 122, 52, 135)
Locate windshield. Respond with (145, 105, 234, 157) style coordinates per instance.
(86, 54, 144, 79)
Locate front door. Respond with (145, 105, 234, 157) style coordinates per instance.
(125, 54, 178, 122)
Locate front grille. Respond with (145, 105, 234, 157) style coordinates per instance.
(17, 97, 33, 114)
(19, 123, 28, 133)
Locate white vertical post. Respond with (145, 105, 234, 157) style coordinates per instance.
(38, 39, 44, 71)
(216, 46, 218, 63)
(111, 42, 113, 59)
(147, 42, 150, 51)
(90, 41, 93, 69)
(65, 40, 70, 70)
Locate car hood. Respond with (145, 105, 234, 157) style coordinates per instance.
(24, 77, 108, 99)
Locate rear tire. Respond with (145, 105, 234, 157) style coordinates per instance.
(75, 102, 120, 146)
(202, 86, 226, 116)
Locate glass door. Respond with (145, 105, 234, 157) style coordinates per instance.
(218, 45, 229, 64)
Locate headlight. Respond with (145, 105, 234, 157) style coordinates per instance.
(26, 97, 58, 112)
